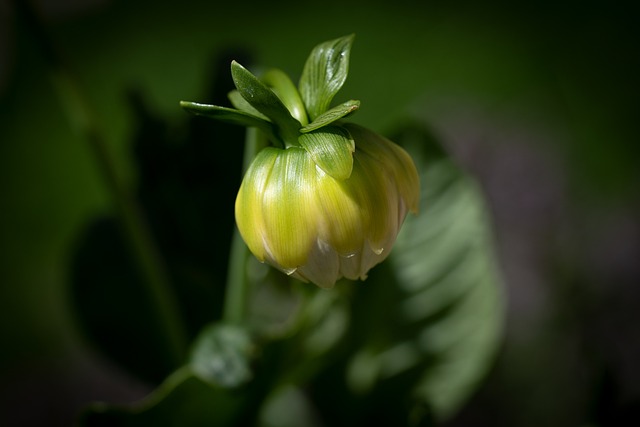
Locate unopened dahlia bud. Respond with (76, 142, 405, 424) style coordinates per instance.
(181, 35, 419, 288)
(236, 123, 418, 288)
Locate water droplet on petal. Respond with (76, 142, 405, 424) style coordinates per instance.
(340, 252, 356, 259)
(282, 267, 298, 275)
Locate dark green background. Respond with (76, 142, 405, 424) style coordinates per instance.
(1, 0, 638, 426)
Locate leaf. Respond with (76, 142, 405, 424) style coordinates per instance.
(299, 34, 354, 121)
(231, 61, 301, 144)
(180, 100, 274, 137)
(300, 100, 360, 133)
(261, 68, 309, 125)
(306, 121, 505, 425)
(190, 323, 254, 388)
(227, 90, 270, 121)
(298, 125, 355, 180)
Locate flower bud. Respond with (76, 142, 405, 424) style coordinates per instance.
(181, 34, 420, 288)
(235, 123, 419, 288)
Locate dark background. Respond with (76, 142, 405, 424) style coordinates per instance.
(1, 0, 639, 426)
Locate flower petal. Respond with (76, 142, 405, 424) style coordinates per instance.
(315, 167, 365, 256)
(235, 148, 279, 262)
(294, 238, 340, 288)
(350, 150, 399, 252)
(298, 125, 355, 180)
(345, 123, 420, 213)
(260, 147, 320, 269)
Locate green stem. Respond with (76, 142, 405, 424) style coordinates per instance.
(16, 0, 188, 363)
(223, 127, 262, 324)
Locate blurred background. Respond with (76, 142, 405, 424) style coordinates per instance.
(1, 0, 639, 426)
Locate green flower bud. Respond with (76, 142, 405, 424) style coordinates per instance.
(235, 123, 419, 288)
(181, 34, 419, 288)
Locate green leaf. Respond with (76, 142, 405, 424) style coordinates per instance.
(228, 90, 270, 121)
(299, 34, 354, 121)
(300, 100, 360, 133)
(189, 323, 254, 388)
(179, 100, 275, 139)
(231, 61, 301, 144)
(261, 68, 309, 126)
(298, 125, 355, 180)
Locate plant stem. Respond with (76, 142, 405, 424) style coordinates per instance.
(223, 127, 261, 324)
(16, 0, 188, 364)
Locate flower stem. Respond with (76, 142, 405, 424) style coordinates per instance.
(223, 128, 261, 324)
(16, 0, 188, 364)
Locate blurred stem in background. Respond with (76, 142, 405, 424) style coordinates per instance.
(222, 127, 261, 325)
(13, 0, 188, 365)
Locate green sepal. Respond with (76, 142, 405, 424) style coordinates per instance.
(300, 99, 360, 133)
(299, 34, 354, 121)
(231, 61, 301, 145)
(228, 90, 270, 121)
(261, 68, 309, 126)
(298, 125, 355, 180)
(179, 101, 277, 142)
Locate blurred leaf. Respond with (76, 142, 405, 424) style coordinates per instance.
(305, 121, 505, 425)
(390, 139, 505, 418)
(190, 323, 254, 388)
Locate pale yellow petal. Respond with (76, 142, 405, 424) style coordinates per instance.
(350, 150, 399, 251)
(345, 123, 420, 213)
(315, 167, 365, 256)
(235, 148, 279, 262)
(260, 147, 320, 269)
